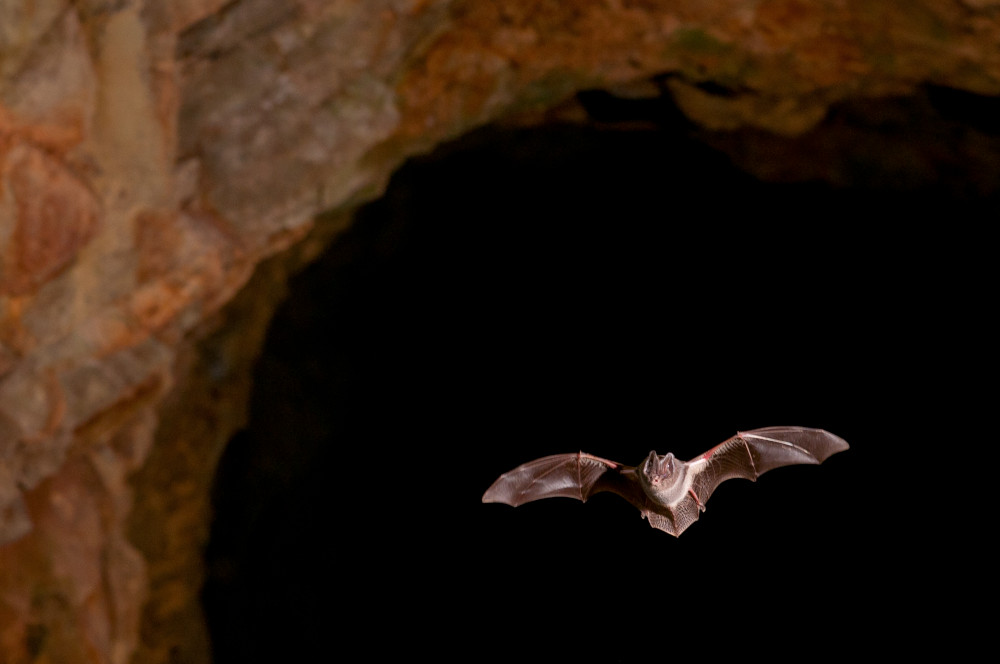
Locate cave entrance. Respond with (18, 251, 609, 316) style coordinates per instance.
(197, 91, 987, 662)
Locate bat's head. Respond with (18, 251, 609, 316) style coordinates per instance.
(639, 451, 683, 500)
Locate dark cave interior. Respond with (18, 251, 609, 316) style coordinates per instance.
(199, 88, 989, 662)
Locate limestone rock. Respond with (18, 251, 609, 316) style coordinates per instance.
(1, 144, 100, 296)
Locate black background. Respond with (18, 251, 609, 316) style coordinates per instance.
(202, 116, 984, 662)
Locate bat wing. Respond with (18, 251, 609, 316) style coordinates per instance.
(482, 452, 646, 511)
(667, 426, 849, 535)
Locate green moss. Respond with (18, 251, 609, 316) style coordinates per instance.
(672, 28, 731, 54)
(666, 27, 758, 90)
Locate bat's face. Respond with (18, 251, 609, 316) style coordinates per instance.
(638, 451, 686, 504)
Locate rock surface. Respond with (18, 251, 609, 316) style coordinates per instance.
(0, 1, 997, 662)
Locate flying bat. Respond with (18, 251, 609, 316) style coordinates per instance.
(482, 426, 848, 536)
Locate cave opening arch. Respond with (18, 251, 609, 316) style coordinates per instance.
(195, 90, 985, 662)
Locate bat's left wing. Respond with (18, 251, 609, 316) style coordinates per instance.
(482, 452, 647, 511)
(671, 426, 849, 534)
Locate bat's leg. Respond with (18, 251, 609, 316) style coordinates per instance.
(687, 488, 705, 512)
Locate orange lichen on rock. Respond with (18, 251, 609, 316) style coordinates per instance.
(0, 452, 147, 664)
(0, 144, 100, 296)
(395, 0, 678, 139)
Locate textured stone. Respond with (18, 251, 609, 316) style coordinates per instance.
(0, 144, 100, 296)
(0, 1, 69, 87)
(0, 463, 30, 546)
(1, 8, 96, 134)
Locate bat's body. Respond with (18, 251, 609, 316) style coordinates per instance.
(482, 426, 848, 536)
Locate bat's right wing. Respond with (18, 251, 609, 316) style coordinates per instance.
(686, 426, 850, 507)
(647, 426, 848, 536)
(482, 452, 645, 508)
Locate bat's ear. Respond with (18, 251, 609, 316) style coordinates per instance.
(641, 451, 679, 492)
(639, 451, 657, 479)
(645, 451, 675, 476)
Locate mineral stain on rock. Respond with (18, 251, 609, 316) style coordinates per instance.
(1, 145, 99, 297)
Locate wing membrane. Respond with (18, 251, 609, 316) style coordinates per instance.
(482, 452, 643, 507)
(689, 426, 849, 507)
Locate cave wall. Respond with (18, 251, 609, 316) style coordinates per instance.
(1, 1, 998, 663)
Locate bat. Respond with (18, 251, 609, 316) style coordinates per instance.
(482, 426, 848, 536)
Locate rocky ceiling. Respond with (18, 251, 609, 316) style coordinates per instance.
(1, 1, 997, 663)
